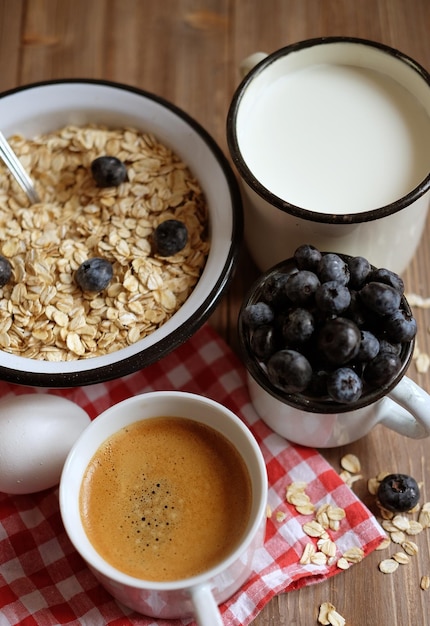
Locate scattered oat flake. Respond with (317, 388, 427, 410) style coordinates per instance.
(391, 515, 410, 531)
(336, 557, 350, 570)
(415, 351, 430, 374)
(266, 505, 272, 519)
(318, 602, 336, 625)
(300, 543, 315, 565)
(393, 552, 410, 564)
(376, 536, 391, 550)
(390, 530, 406, 544)
(367, 477, 380, 495)
(406, 520, 423, 535)
(275, 511, 287, 523)
(379, 558, 399, 574)
(418, 506, 430, 529)
(402, 540, 419, 556)
(405, 293, 430, 308)
(303, 520, 325, 537)
(342, 547, 364, 563)
(311, 551, 328, 566)
(340, 453, 361, 474)
(420, 575, 430, 591)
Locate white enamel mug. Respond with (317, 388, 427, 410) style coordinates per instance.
(238, 256, 430, 448)
(59, 391, 268, 625)
(227, 37, 430, 273)
(246, 372, 430, 447)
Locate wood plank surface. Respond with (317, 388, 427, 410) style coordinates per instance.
(0, 1, 429, 624)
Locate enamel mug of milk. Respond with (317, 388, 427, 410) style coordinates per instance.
(227, 37, 430, 273)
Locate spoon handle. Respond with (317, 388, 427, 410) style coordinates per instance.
(0, 131, 40, 204)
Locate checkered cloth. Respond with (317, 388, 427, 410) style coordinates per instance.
(0, 323, 386, 626)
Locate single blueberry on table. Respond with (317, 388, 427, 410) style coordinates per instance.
(327, 367, 363, 403)
(0, 254, 12, 287)
(153, 219, 188, 256)
(75, 257, 113, 292)
(266, 349, 312, 393)
(91, 156, 127, 187)
(377, 473, 420, 512)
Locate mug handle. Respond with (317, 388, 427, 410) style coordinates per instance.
(239, 52, 268, 79)
(191, 584, 224, 626)
(377, 376, 430, 439)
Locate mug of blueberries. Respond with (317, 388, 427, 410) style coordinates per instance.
(238, 245, 430, 447)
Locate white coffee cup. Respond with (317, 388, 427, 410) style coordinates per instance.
(59, 391, 268, 625)
(227, 37, 430, 273)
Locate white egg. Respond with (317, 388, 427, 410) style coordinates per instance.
(0, 394, 91, 495)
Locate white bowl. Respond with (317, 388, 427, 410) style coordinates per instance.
(0, 80, 242, 386)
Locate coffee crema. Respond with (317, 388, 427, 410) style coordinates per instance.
(79, 417, 252, 581)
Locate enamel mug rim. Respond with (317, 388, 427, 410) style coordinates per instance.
(226, 36, 430, 225)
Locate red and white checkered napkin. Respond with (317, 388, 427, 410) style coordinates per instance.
(0, 323, 386, 626)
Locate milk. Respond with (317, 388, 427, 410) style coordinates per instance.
(238, 64, 430, 214)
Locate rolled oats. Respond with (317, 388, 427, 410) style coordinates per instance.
(0, 125, 210, 360)
(340, 453, 361, 474)
(420, 575, 430, 591)
(379, 558, 399, 574)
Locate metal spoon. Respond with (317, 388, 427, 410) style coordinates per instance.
(0, 131, 40, 204)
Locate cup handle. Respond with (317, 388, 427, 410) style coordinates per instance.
(377, 375, 430, 439)
(191, 584, 224, 626)
(239, 52, 268, 79)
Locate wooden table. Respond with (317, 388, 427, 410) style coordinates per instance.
(1, 1, 429, 624)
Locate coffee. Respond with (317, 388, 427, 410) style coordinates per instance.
(79, 416, 252, 581)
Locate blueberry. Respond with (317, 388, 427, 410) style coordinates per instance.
(370, 268, 404, 294)
(347, 290, 367, 327)
(327, 367, 363, 403)
(318, 317, 361, 364)
(91, 156, 127, 187)
(294, 244, 322, 271)
(242, 302, 274, 328)
(378, 339, 402, 356)
(0, 254, 12, 287)
(359, 282, 401, 316)
(315, 280, 351, 315)
(357, 330, 380, 362)
(377, 473, 420, 512)
(385, 309, 417, 343)
(317, 253, 350, 285)
(285, 270, 320, 305)
(153, 219, 188, 256)
(75, 257, 113, 292)
(347, 256, 372, 289)
(249, 325, 277, 360)
(282, 307, 315, 345)
(363, 351, 402, 387)
(261, 272, 290, 309)
(266, 349, 312, 393)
